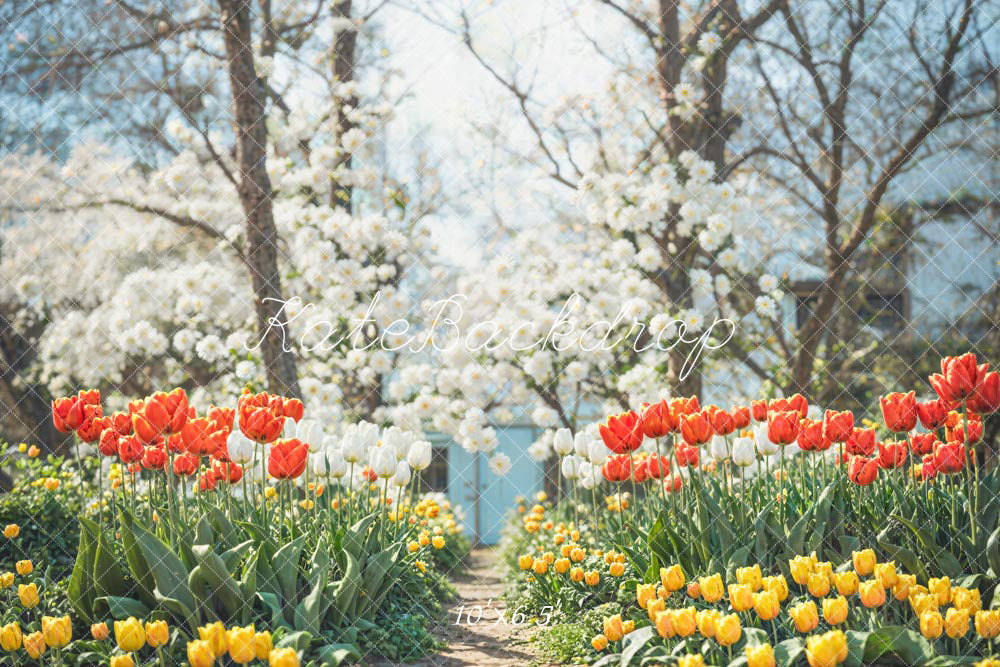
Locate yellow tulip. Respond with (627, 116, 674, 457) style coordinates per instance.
(687, 581, 701, 599)
(254, 631, 273, 661)
(226, 625, 256, 664)
(822, 596, 848, 625)
(585, 570, 600, 586)
(789, 555, 813, 585)
(44, 478, 59, 491)
(660, 564, 685, 591)
(945, 608, 970, 639)
(696, 609, 719, 638)
(763, 575, 789, 601)
(570, 567, 584, 582)
(636, 583, 656, 609)
(432, 536, 445, 549)
(789, 601, 819, 633)
(591, 634, 608, 651)
(533, 559, 548, 575)
(518, 554, 532, 570)
(269, 647, 300, 667)
(145, 620, 169, 648)
(654, 610, 675, 639)
(110, 655, 135, 667)
(807, 572, 831, 598)
(892, 573, 915, 601)
(554, 558, 570, 574)
(851, 549, 875, 576)
(609, 562, 625, 576)
(114, 618, 145, 652)
(646, 597, 666, 622)
(622, 619, 635, 635)
(859, 580, 885, 608)
(542, 551, 555, 564)
(41, 615, 71, 648)
(729, 583, 754, 612)
(832, 571, 858, 596)
(187, 639, 216, 667)
(672, 607, 697, 637)
(3, 524, 19, 539)
(754, 590, 780, 621)
(15, 560, 32, 576)
(570, 547, 585, 562)
(91, 622, 109, 640)
(806, 630, 847, 667)
(17, 582, 39, 608)
(953, 587, 981, 614)
(736, 564, 763, 591)
(0, 572, 13, 588)
(929, 576, 951, 605)
(813, 561, 833, 582)
(0, 622, 21, 651)
(716, 613, 741, 646)
(975, 610, 1000, 639)
(746, 643, 776, 667)
(603, 615, 624, 641)
(874, 561, 897, 588)
(23, 631, 45, 660)
(920, 610, 943, 639)
(699, 574, 724, 603)
(910, 592, 938, 616)
(678, 654, 706, 667)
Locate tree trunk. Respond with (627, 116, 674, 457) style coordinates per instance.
(218, 0, 301, 398)
(330, 0, 357, 211)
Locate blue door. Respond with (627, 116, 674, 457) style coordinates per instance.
(435, 425, 543, 545)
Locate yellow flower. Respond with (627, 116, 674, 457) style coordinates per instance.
(532, 559, 548, 575)
(920, 610, 943, 639)
(945, 608, 970, 638)
(832, 571, 858, 596)
(910, 592, 938, 616)
(892, 573, 915, 601)
(570, 566, 584, 582)
(699, 573, 724, 603)
(110, 655, 135, 667)
(622, 619, 635, 635)
(115, 618, 145, 652)
(737, 564, 763, 591)
(554, 558, 570, 574)
(754, 590, 780, 621)
(822, 596, 848, 625)
(17, 443, 25, 453)
(929, 576, 951, 605)
(3, 524, 19, 539)
(591, 634, 608, 651)
(953, 587, 981, 614)
(789, 555, 813, 585)
(636, 583, 656, 609)
(187, 639, 216, 667)
(0, 572, 13, 588)
(859, 580, 885, 608)
(603, 615, 624, 642)
(44, 477, 59, 491)
(0, 622, 22, 651)
(687, 581, 701, 599)
(145, 620, 169, 648)
(91, 622, 109, 640)
(672, 607, 697, 637)
(23, 631, 45, 660)
(729, 583, 754, 612)
(432, 536, 445, 549)
(646, 597, 666, 623)
(695, 609, 718, 638)
(18, 582, 39, 608)
(806, 630, 847, 667)
(535, 491, 547, 502)
(518, 554, 532, 570)
(762, 575, 788, 601)
(716, 613, 741, 646)
(789, 601, 819, 633)
(807, 572, 831, 598)
(975, 610, 1000, 639)
(542, 551, 555, 564)
(874, 561, 897, 588)
(851, 549, 875, 576)
(678, 655, 706, 667)
(654, 610, 675, 639)
(227, 625, 256, 664)
(570, 547, 585, 562)
(28, 445, 40, 458)
(746, 643, 776, 667)
(41, 615, 71, 648)
(254, 631, 273, 660)
(660, 564, 685, 591)
(609, 562, 625, 576)
(15, 560, 32, 576)
(585, 570, 600, 586)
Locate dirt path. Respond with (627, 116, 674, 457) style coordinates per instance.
(370, 547, 550, 666)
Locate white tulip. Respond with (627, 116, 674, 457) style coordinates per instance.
(573, 432, 591, 458)
(296, 418, 325, 453)
(709, 435, 729, 461)
(754, 422, 779, 455)
(326, 447, 347, 479)
(322, 434, 339, 451)
(407, 439, 433, 471)
(227, 430, 255, 465)
(588, 439, 609, 466)
(731, 437, 756, 467)
(370, 444, 397, 478)
(560, 454, 581, 480)
(391, 460, 411, 487)
(356, 421, 380, 449)
(552, 428, 574, 456)
(578, 463, 602, 490)
(342, 432, 365, 463)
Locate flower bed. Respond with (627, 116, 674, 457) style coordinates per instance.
(503, 353, 1000, 666)
(0, 387, 469, 665)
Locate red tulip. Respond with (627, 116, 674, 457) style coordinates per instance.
(98, 427, 120, 457)
(706, 406, 736, 436)
(932, 441, 965, 474)
(670, 396, 700, 416)
(822, 410, 854, 443)
(731, 406, 751, 430)
(947, 414, 983, 445)
(639, 400, 676, 438)
(675, 443, 700, 467)
(268, 438, 308, 480)
(142, 446, 167, 470)
(632, 459, 650, 483)
(173, 452, 200, 476)
(767, 411, 800, 445)
(796, 418, 825, 452)
(52, 395, 85, 433)
(207, 406, 235, 435)
(180, 418, 226, 457)
(132, 389, 189, 443)
(845, 428, 876, 456)
(76, 408, 107, 444)
(599, 411, 644, 454)
(929, 353, 983, 403)
(847, 455, 878, 486)
(117, 436, 144, 464)
(750, 399, 768, 422)
(916, 399, 949, 430)
(198, 471, 219, 492)
(280, 398, 305, 422)
(880, 391, 917, 432)
(361, 465, 378, 482)
(920, 454, 937, 480)
(909, 433, 938, 456)
(601, 454, 632, 482)
(109, 411, 133, 436)
(680, 412, 713, 446)
(646, 454, 670, 479)
(969, 371, 999, 415)
(212, 461, 242, 484)
(663, 475, 683, 493)
(238, 406, 285, 444)
(770, 394, 808, 419)
(876, 440, 907, 469)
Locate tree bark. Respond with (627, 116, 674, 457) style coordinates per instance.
(217, 0, 301, 397)
(330, 0, 357, 211)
